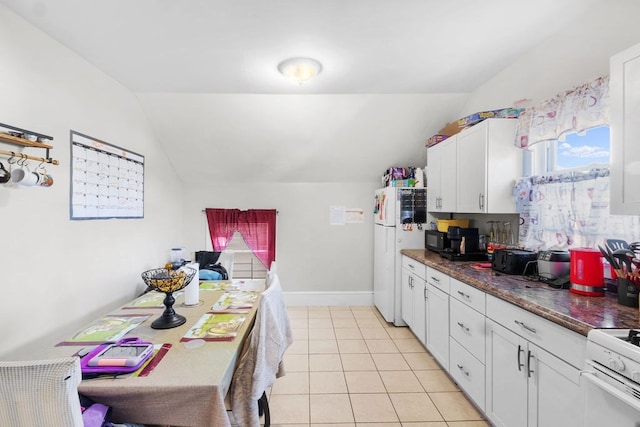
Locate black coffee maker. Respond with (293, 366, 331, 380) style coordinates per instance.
(441, 227, 485, 261)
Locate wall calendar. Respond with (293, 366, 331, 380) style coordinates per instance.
(70, 131, 144, 220)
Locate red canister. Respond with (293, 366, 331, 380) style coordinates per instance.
(569, 248, 604, 296)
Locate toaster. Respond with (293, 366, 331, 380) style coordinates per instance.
(537, 250, 570, 280)
(492, 249, 538, 275)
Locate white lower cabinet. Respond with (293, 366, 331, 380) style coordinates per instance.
(486, 314, 583, 427)
(401, 256, 427, 344)
(450, 337, 485, 411)
(399, 259, 586, 427)
(426, 282, 449, 370)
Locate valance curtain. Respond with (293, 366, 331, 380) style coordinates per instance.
(515, 76, 610, 149)
(515, 169, 640, 250)
(205, 208, 277, 268)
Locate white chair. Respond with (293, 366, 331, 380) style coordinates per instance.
(218, 252, 235, 279)
(0, 357, 84, 427)
(230, 274, 293, 427)
(265, 261, 278, 288)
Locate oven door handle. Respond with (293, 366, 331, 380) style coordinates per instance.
(581, 370, 640, 412)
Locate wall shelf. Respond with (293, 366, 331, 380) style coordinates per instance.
(0, 122, 58, 165)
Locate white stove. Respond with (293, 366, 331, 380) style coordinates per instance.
(583, 329, 640, 426)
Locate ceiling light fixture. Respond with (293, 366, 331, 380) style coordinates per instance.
(277, 57, 322, 85)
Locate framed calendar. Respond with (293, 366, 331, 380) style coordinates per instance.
(70, 130, 144, 220)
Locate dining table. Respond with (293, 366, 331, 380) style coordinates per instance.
(44, 278, 265, 427)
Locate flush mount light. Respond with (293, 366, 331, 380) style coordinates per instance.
(277, 57, 322, 85)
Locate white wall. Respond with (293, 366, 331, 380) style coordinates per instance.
(461, 0, 640, 115)
(181, 182, 378, 305)
(0, 6, 181, 358)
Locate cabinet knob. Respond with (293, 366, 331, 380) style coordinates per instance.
(517, 344, 524, 372)
(457, 321, 470, 333)
(457, 290, 470, 299)
(514, 320, 536, 334)
(457, 364, 470, 377)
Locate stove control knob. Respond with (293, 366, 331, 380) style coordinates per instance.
(608, 358, 625, 372)
(632, 371, 640, 383)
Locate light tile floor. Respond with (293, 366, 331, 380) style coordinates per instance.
(265, 305, 490, 427)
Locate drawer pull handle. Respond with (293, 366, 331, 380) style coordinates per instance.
(457, 290, 470, 299)
(527, 350, 534, 378)
(457, 321, 470, 333)
(408, 263, 415, 269)
(514, 320, 536, 334)
(430, 276, 440, 283)
(517, 344, 524, 372)
(423, 286, 427, 300)
(457, 364, 470, 377)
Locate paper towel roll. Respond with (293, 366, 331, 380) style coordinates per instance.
(184, 262, 200, 306)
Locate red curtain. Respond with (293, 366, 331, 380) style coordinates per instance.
(205, 208, 240, 252)
(205, 208, 277, 268)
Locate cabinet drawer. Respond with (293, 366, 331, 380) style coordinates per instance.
(449, 337, 485, 412)
(450, 298, 485, 363)
(450, 278, 486, 314)
(486, 295, 586, 369)
(426, 267, 450, 294)
(402, 256, 427, 280)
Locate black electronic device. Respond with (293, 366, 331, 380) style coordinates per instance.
(492, 249, 538, 275)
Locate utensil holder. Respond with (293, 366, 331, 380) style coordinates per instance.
(617, 278, 639, 307)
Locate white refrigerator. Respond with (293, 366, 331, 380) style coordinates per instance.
(373, 187, 427, 326)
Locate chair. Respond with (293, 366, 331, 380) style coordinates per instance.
(0, 357, 84, 427)
(265, 261, 278, 288)
(230, 274, 293, 427)
(218, 252, 235, 279)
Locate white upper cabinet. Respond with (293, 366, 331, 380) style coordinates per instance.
(610, 41, 640, 215)
(427, 136, 457, 212)
(456, 119, 521, 214)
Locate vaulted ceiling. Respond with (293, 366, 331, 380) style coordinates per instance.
(1, 0, 603, 183)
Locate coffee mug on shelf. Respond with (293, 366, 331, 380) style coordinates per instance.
(0, 161, 10, 183)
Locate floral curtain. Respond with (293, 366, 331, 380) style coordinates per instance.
(205, 208, 277, 268)
(515, 169, 640, 250)
(515, 76, 610, 148)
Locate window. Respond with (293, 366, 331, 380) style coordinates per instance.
(551, 126, 610, 171)
(203, 208, 276, 277)
(224, 232, 267, 279)
(527, 126, 610, 176)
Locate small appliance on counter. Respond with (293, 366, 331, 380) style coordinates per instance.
(425, 230, 451, 253)
(569, 247, 605, 296)
(492, 249, 538, 275)
(440, 227, 487, 261)
(537, 250, 571, 288)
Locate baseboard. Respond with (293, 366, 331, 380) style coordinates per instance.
(283, 291, 374, 307)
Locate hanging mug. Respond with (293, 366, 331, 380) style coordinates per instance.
(0, 161, 10, 183)
(11, 162, 38, 186)
(35, 171, 54, 187)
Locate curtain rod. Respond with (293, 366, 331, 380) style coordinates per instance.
(201, 209, 279, 214)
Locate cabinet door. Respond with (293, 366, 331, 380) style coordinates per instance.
(527, 344, 582, 427)
(426, 142, 442, 211)
(450, 336, 486, 411)
(456, 124, 487, 213)
(401, 268, 414, 328)
(427, 136, 456, 212)
(426, 284, 449, 370)
(439, 137, 457, 212)
(611, 41, 640, 214)
(486, 320, 528, 427)
(413, 278, 427, 345)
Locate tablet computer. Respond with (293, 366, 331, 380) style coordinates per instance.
(87, 342, 154, 367)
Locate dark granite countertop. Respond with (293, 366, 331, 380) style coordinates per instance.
(401, 249, 640, 337)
